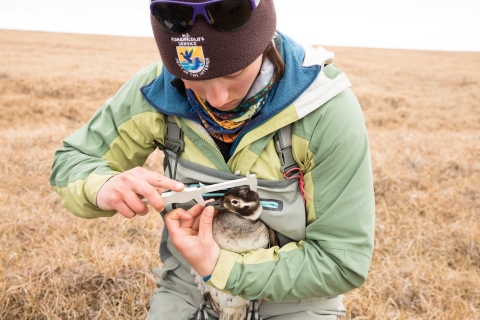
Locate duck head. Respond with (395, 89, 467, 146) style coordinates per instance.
(206, 185, 262, 221)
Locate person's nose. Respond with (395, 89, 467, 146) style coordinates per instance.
(204, 80, 229, 109)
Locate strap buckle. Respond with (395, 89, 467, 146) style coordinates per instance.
(275, 141, 298, 173)
(164, 116, 184, 154)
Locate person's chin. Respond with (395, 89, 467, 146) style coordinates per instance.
(214, 101, 238, 111)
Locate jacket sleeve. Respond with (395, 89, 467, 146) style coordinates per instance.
(207, 88, 375, 301)
(50, 63, 166, 218)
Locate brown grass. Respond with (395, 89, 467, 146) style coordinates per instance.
(1, 29, 479, 319)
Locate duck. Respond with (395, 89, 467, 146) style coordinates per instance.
(190, 185, 278, 320)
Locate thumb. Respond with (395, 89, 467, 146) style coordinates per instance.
(198, 206, 215, 240)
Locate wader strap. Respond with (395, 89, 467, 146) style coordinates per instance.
(154, 115, 184, 187)
(164, 115, 184, 154)
(274, 123, 299, 173)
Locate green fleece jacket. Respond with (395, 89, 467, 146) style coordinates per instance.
(50, 37, 375, 302)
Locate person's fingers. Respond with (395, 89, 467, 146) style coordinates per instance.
(121, 190, 149, 215)
(179, 204, 205, 229)
(134, 196, 150, 216)
(97, 168, 184, 214)
(164, 208, 188, 237)
(115, 201, 137, 219)
(124, 168, 184, 212)
(198, 206, 215, 241)
(191, 214, 201, 231)
(193, 208, 218, 231)
(129, 179, 165, 212)
(136, 167, 184, 192)
(195, 199, 217, 230)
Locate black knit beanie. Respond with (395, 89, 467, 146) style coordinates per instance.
(151, 0, 277, 80)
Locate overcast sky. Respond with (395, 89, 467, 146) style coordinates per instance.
(1, 0, 479, 52)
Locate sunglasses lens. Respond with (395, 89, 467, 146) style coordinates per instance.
(152, 3, 194, 34)
(205, 0, 253, 31)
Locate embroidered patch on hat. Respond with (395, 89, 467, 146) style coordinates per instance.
(172, 33, 211, 77)
(176, 46, 205, 74)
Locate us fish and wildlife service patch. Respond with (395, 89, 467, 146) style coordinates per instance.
(176, 46, 206, 75)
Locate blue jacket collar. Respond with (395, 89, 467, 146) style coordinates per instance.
(141, 32, 320, 129)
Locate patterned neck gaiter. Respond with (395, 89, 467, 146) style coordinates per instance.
(186, 58, 276, 143)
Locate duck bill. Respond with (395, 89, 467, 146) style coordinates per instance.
(205, 199, 225, 210)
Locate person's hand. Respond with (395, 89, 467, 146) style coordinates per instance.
(96, 167, 184, 218)
(164, 204, 220, 277)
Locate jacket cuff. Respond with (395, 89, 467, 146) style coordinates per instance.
(84, 172, 119, 207)
(210, 249, 239, 290)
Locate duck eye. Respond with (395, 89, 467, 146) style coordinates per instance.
(231, 199, 239, 206)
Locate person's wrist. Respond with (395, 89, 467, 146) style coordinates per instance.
(196, 260, 217, 278)
(194, 247, 220, 277)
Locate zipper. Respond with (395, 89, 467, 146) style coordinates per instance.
(180, 118, 226, 162)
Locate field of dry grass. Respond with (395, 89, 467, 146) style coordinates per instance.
(0, 29, 479, 319)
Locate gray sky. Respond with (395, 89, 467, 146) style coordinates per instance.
(1, 0, 479, 51)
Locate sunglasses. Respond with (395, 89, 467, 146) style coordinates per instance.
(150, 0, 259, 34)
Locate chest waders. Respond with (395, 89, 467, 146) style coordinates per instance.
(147, 116, 344, 320)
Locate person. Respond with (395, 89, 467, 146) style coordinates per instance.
(50, 0, 375, 319)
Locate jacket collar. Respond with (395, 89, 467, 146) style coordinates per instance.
(140, 32, 320, 125)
